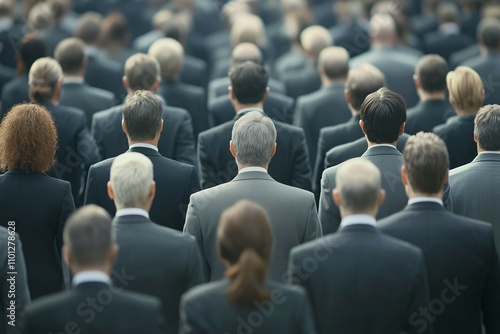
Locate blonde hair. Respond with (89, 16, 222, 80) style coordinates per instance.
(300, 25, 332, 59)
(447, 66, 484, 113)
(29, 57, 62, 101)
(148, 38, 184, 81)
(230, 14, 266, 48)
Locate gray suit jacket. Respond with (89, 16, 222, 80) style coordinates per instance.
(184, 171, 321, 282)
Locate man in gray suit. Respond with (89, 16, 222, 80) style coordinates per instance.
(319, 88, 407, 234)
(450, 104, 500, 258)
(185, 111, 321, 282)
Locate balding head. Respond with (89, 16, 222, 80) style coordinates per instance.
(231, 42, 263, 67)
(318, 46, 349, 82)
(55, 38, 87, 75)
(346, 64, 386, 112)
(369, 13, 397, 45)
(123, 54, 160, 92)
(300, 25, 332, 60)
(148, 38, 184, 81)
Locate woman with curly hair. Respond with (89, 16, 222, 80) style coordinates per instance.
(0, 103, 75, 300)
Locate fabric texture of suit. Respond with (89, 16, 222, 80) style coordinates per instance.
(0, 171, 75, 300)
(405, 99, 455, 135)
(198, 111, 311, 191)
(282, 61, 321, 100)
(22, 281, 168, 334)
(379, 201, 500, 334)
(0, 75, 29, 114)
(113, 214, 203, 332)
(423, 30, 474, 63)
(289, 223, 430, 334)
(461, 52, 500, 106)
(319, 146, 407, 234)
(84, 53, 125, 101)
(179, 279, 317, 334)
(85, 146, 199, 231)
(184, 171, 321, 282)
(91, 103, 196, 166)
(179, 55, 208, 89)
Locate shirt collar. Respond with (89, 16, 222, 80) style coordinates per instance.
(478, 151, 500, 155)
(408, 197, 443, 206)
(129, 143, 158, 152)
(72, 270, 111, 287)
(367, 144, 397, 150)
(236, 107, 264, 115)
(63, 76, 85, 84)
(115, 208, 149, 219)
(340, 214, 377, 230)
(239, 167, 268, 174)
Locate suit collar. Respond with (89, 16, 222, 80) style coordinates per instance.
(5, 168, 43, 175)
(405, 201, 445, 212)
(234, 108, 265, 120)
(474, 151, 500, 163)
(339, 224, 378, 234)
(362, 145, 401, 157)
(231, 171, 274, 182)
(112, 214, 152, 225)
(127, 146, 161, 157)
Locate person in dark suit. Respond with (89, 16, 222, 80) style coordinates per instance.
(319, 88, 407, 234)
(21, 205, 168, 334)
(85, 90, 199, 231)
(0, 104, 75, 300)
(379, 132, 500, 334)
(433, 66, 484, 168)
(108, 151, 202, 332)
(289, 158, 430, 334)
(181, 200, 316, 334)
(198, 62, 311, 190)
(55, 38, 115, 128)
(0, 0, 22, 70)
(450, 104, 500, 258)
(91, 53, 196, 166)
(405, 54, 455, 134)
(294, 46, 351, 169)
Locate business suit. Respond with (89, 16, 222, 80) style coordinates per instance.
(0, 171, 75, 300)
(405, 99, 455, 135)
(294, 83, 351, 169)
(208, 76, 286, 104)
(179, 280, 317, 334)
(22, 281, 167, 334)
(461, 53, 500, 106)
(184, 170, 321, 282)
(424, 30, 474, 63)
(85, 146, 199, 231)
(0, 75, 29, 114)
(198, 111, 311, 191)
(91, 103, 196, 166)
(0, 65, 14, 95)
(85, 52, 125, 102)
(319, 146, 407, 234)
(289, 222, 430, 334)
(433, 114, 476, 169)
(379, 201, 500, 334)
(273, 49, 307, 81)
(282, 61, 322, 100)
(113, 214, 203, 332)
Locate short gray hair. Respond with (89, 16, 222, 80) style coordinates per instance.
(110, 152, 154, 209)
(231, 111, 277, 167)
(475, 104, 500, 151)
(148, 38, 184, 81)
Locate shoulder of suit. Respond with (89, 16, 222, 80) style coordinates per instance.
(273, 120, 304, 134)
(57, 104, 86, 118)
(199, 121, 232, 139)
(94, 105, 122, 120)
(449, 162, 474, 178)
(163, 105, 190, 118)
(84, 85, 115, 100)
(90, 156, 115, 170)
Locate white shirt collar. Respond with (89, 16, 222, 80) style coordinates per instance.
(236, 107, 264, 115)
(408, 197, 443, 206)
(72, 270, 111, 287)
(239, 167, 268, 174)
(478, 151, 500, 155)
(63, 76, 85, 84)
(367, 144, 397, 150)
(115, 208, 149, 218)
(129, 143, 158, 152)
(340, 214, 377, 230)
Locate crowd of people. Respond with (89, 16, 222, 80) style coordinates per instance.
(0, 0, 500, 333)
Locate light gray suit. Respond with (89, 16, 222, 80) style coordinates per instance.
(449, 152, 500, 258)
(184, 171, 321, 283)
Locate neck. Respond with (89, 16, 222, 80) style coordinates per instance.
(366, 138, 397, 147)
(455, 108, 477, 116)
(237, 164, 268, 172)
(71, 266, 110, 276)
(234, 102, 264, 113)
(128, 139, 159, 147)
(321, 77, 345, 86)
(406, 188, 443, 200)
(341, 209, 377, 218)
(117, 203, 152, 213)
(349, 107, 360, 118)
(417, 90, 446, 101)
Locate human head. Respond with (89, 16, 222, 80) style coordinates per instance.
(122, 90, 163, 144)
(16, 36, 48, 76)
(369, 13, 397, 45)
(148, 38, 184, 81)
(333, 159, 384, 217)
(447, 66, 484, 114)
(318, 46, 349, 82)
(0, 103, 57, 173)
(345, 64, 386, 112)
(54, 38, 87, 76)
(230, 111, 277, 169)
(402, 132, 449, 197)
(29, 57, 63, 101)
(477, 18, 500, 51)
(75, 12, 103, 45)
(474, 104, 500, 152)
(230, 14, 266, 48)
(437, 2, 460, 25)
(300, 25, 332, 60)
(108, 152, 155, 211)
(0, 0, 14, 19)
(218, 200, 273, 306)
(360, 88, 406, 144)
(99, 12, 130, 47)
(229, 61, 268, 106)
(414, 54, 448, 94)
(26, 1, 53, 33)
(123, 54, 161, 93)
(231, 42, 263, 68)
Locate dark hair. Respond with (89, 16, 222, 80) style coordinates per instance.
(404, 132, 449, 194)
(54, 38, 86, 74)
(123, 90, 163, 141)
(0, 103, 57, 173)
(100, 12, 129, 44)
(346, 64, 386, 111)
(229, 61, 268, 104)
(360, 88, 406, 143)
(218, 200, 273, 306)
(75, 12, 102, 44)
(416, 55, 448, 93)
(16, 36, 48, 76)
(478, 18, 500, 50)
(475, 104, 500, 151)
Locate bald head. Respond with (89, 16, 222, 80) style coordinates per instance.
(148, 38, 184, 81)
(370, 13, 397, 45)
(300, 25, 332, 60)
(231, 42, 263, 67)
(318, 46, 349, 82)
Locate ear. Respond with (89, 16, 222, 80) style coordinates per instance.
(378, 189, 386, 207)
(401, 165, 408, 186)
(109, 243, 119, 266)
(159, 119, 164, 134)
(270, 142, 276, 159)
(359, 119, 367, 135)
(399, 122, 405, 136)
(473, 132, 478, 143)
(229, 140, 236, 157)
(443, 169, 449, 185)
(121, 119, 127, 134)
(149, 180, 156, 201)
(229, 86, 236, 101)
(262, 87, 270, 102)
(151, 76, 161, 93)
(63, 245, 71, 267)
(332, 188, 341, 206)
(413, 74, 420, 90)
(344, 89, 351, 104)
(107, 181, 115, 200)
(122, 76, 129, 91)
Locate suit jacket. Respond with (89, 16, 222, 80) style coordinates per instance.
(294, 83, 351, 169)
(461, 52, 500, 106)
(198, 111, 311, 191)
(85, 53, 125, 102)
(0, 171, 75, 300)
(184, 171, 321, 282)
(179, 280, 317, 334)
(22, 281, 167, 334)
(282, 61, 321, 100)
(113, 214, 203, 332)
(85, 146, 199, 231)
(208, 76, 286, 104)
(379, 202, 500, 334)
(179, 55, 208, 89)
(449, 152, 500, 259)
(433, 114, 476, 169)
(424, 30, 474, 63)
(289, 223, 430, 334)
(319, 146, 407, 234)
(273, 49, 307, 81)
(450, 43, 480, 68)
(405, 99, 455, 135)
(0, 64, 14, 95)
(0, 75, 29, 114)
(91, 103, 196, 166)
(329, 19, 370, 58)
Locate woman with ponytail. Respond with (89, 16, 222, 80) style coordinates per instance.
(179, 200, 316, 334)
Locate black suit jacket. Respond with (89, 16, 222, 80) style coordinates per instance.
(0, 64, 14, 95)
(85, 146, 199, 231)
(282, 61, 321, 100)
(0, 171, 75, 300)
(289, 224, 430, 334)
(379, 202, 500, 334)
(91, 103, 196, 166)
(22, 281, 168, 334)
(462, 53, 500, 106)
(405, 99, 455, 135)
(0, 75, 29, 114)
(198, 111, 311, 191)
(424, 31, 474, 63)
(179, 55, 208, 88)
(113, 215, 203, 332)
(85, 53, 125, 101)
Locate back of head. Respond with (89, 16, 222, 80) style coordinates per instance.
(0, 103, 57, 173)
(148, 38, 184, 81)
(75, 12, 103, 45)
(346, 64, 386, 111)
(481, 3, 500, 20)
(124, 53, 160, 92)
(110, 152, 154, 209)
(231, 111, 276, 168)
(369, 12, 397, 44)
(403, 132, 449, 195)
(300, 25, 332, 59)
(437, 2, 460, 25)
(282, 0, 312, 45)
(54, 38, 86, 75)
(100, 12, 129, 45)
(17, 36, 48, 75)
(229, 61, 268, 104)
(29, 57, 63, 101)
(0, 0, 14, 18)
(415, 54, 448, 93)
(230, 14, 266, 48)
(27, 1, 53, 32)
(318, 46, 350, 80)
(218, 200, 273, 306)
(123, 90, 163, 142)
(360, 88, 406, 143)
(447, 66, 484, 113)
(231, 42, 263, 68)
(477, 18, 500, 50)
(475, 104, 500, 151)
